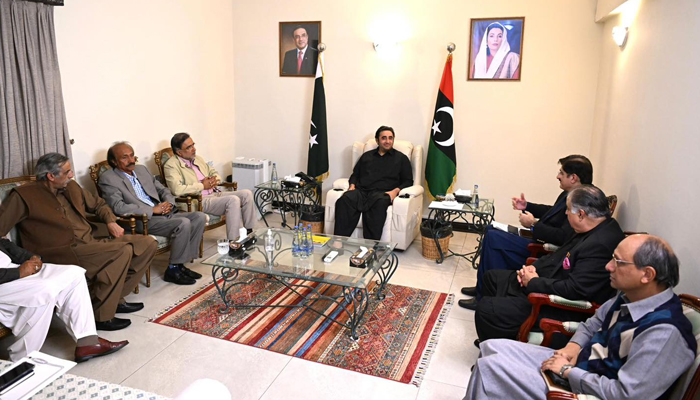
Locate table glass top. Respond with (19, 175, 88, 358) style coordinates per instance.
(202, 228, 396, 289)
(255, 180, 318, 192)
(429, 198, 495, 214)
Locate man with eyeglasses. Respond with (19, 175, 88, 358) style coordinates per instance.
(463, 234, 696, 400)
(281, 25, 318, 75)
(473, 185, 624, 344)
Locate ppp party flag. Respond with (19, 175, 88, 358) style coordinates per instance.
(425, 54, 457, 199)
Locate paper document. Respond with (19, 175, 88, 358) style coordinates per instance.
(0, 351, 75, 400)
(492, 221, 532, 238)
(429, 201, 463, 210)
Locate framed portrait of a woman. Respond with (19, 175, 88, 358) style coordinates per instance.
(468, 17, 525, 81)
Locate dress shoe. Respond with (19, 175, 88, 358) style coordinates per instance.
(179, 264, 202, 279)
(164, 267, 196, 285)
(95, 317, 131, 331)
(116, 302, 144, 314)
(461, 286, 477, 296)
(458, 298, 478, 310)
(75, 337, 129, 363)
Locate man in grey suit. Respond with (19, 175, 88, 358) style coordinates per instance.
(99, 142, 207, 285)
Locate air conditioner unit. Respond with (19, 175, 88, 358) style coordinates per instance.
(232, 158, 271, 219)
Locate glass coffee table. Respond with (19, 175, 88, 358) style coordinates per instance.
(202, 229, 399, 340)
(254, 180, 320, 228)
(427, 199, 496, 267)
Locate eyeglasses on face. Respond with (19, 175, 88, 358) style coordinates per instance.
(611, 254, 635, 267)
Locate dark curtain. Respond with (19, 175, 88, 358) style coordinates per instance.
(0, 0, 72, 178)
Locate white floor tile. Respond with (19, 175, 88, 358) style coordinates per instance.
(260, 357, 419, 400)
(416, 379, 467, 400)
(423, 316, 479, 388)
(40, 314, 187, 383)
(121, 331, 291, 399)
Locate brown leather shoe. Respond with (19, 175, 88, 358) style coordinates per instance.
(75, 337, 129, 363)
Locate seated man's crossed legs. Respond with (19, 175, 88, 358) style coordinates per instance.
(460, 226, 531, 309)
(202, 189, 256, 239)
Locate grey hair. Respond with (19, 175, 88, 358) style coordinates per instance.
(35, 153, 70, 181)
(633, 236, 680, 288)
(568, 185, 610, 219)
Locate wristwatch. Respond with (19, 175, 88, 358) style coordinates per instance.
(559, 364, 574, 377)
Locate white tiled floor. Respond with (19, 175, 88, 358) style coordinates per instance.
(2, 216, 482, 399)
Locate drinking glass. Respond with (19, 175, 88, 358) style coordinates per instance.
(217, 239, 229, 256)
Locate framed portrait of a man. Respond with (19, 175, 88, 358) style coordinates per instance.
(468, 17, 525, 81)
(279, 21, 321, 77)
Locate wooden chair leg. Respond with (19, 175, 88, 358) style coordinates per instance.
(199, 239, 204, 258)
(133, 284, 140, 294)
(146, 265, 151, 288)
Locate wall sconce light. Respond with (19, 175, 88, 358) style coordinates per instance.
(373, 42, 398, 52)
(612, 26, 628, 47)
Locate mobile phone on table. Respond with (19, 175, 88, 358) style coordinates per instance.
(0, 361, 35, 394)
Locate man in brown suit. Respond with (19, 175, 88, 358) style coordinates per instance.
(0, 153, 157, 331)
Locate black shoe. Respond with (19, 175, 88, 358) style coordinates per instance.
(164, 268, 196, 285)
(116, 302, 144, 314)
(95, 317, 131, 331)
(474, 339, 480, 349)
(179, 264, 202, 279)
(461, 286, 477, 296)
(458, 298, 478, 310)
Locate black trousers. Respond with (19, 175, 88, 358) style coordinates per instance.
(475, 269, 589, 346)
(474, 270, 532, 341)
(334, 189, 391, 240)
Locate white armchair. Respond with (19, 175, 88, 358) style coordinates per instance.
(324, 139, 424, 250)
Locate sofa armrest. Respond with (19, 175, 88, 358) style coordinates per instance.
(399, 185, 424, 197)
(333, 178, 350, 190)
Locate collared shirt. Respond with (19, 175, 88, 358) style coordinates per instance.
(121, 171, 155, 206)
(567, 288, 695, 399)
(178, 156, 213, 197)
(348, 148, 413, 192)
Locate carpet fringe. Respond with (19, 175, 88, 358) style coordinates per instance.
(410, 293, 454, 387)
(148, 279, 216, 322)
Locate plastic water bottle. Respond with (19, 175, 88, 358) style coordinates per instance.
(304, 225, 314, 258)
(473, 184, 480, 208)
(299, 227, 310, 259)
(265, 229, 274, 265)
(271, 163, 278, 184)
(291, 225, 300, 258)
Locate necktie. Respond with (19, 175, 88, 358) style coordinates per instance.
(297, 50, 303, 74)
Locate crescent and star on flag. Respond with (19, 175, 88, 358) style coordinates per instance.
(431, 106, 454, 147)
(309, 121, 318, 148)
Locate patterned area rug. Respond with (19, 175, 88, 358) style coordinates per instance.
(151, 272, 452, 386)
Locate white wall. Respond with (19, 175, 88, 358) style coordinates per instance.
(54, 0, 236, 189)
(590, 0, 700, 293)
(231, 0, 604, 224)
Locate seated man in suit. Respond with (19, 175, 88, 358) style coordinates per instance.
(333, 126, 413, 240)
(460, 155, 593, 305)
(471, 185, 624, 344)
(0, 238, 128, 362)
(164, 132, 256, 240)
(464, 235, 696, 400)
(99, 142, 207, 286)
(0, 153, 157, 331)
(281, 25, 318, 75)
